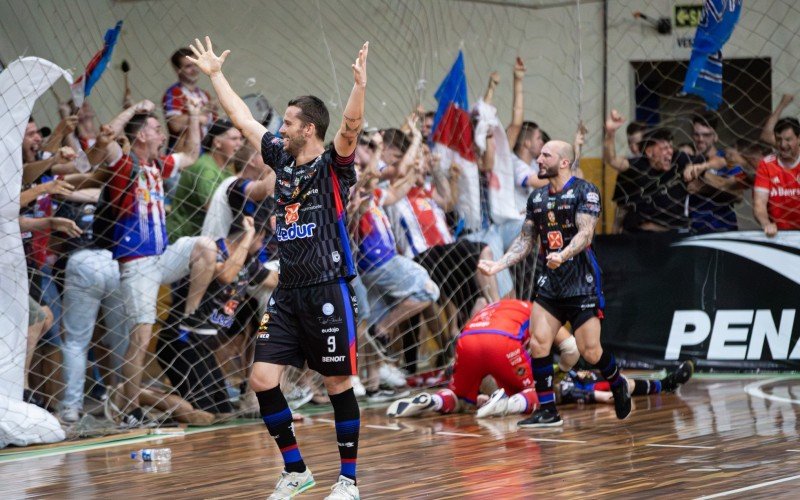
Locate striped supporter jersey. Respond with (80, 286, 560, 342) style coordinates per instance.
(261, 131, 357, 288)
(107, 151, 186, 260)
(393, 185, 454, 257)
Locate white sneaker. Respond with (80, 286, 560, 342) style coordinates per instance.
(477, 388, 509, 418)
(324, 475, 360, 500)
(267, 468, 316, 499)
(379, 363, 407, 388)
(386, 392, 434, 418)
(60, 407, 80, 424)
(367, 388, 410, 403)
(350, 376, 366, 398)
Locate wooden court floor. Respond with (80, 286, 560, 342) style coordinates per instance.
(2, 374, 800, 499)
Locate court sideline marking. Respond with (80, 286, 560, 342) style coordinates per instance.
(696, 473, 800, 499)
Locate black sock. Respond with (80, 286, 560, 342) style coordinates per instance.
(532, 355, 556, 411)
(632, 379, 649, 396)
(597, 351, 623, 388)
(257, 387, 306, 473)
(330, 388, 360, 483)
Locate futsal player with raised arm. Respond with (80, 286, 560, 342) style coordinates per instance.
(479, 140, 631, 428)
(188, 36, 367, 500)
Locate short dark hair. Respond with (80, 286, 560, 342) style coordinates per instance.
(640, 127, 673, 151)
(287, 95, 329, 140)
(424, 111, 435, 120)
(513, 121, 540, 152)
(171, 48, 194, 69)
(692, 111, 718, 130)
(540, 129, 551, 144)
(202, 118, 235, 151)
(125, 113, 155, 143)
(676, 141, 696, 154)
(626, 121, 647, 136)
(774, 117, 800, 137)
(382, 128, 411, 152)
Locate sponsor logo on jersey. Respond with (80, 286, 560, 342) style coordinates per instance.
(547, 211, 557, 226)
(586, 192, 600, 203)
(332, 251, 341, 263)
(285, 202, 301, 224)
(210, 309, 234, 328)
(258, 333, 270, 340)
(562, 189, 575, 199)
(666, 309, 800, 361)
(323, 303, 334, 315)
(532, 193, 543, 203)
(322, 355, 346, 362)
(322, 327, 340, 334)
(547, 230, 564, 249)
(585, 273, 594, 284)
(276, 222, 316, 241)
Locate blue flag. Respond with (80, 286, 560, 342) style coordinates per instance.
(682, 0, 742, 110)
(71, 21, 123, 105)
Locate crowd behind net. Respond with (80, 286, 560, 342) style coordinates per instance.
(0, 0, 798, 440)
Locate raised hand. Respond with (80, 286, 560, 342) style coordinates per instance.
(352, 42, 369, 87)
(132, 99, 155, 114)
(488, 71, 500, 88)
(185, 96, 202, 116)
(187, 36, 231, 77)
(55, 146, 77, 164)
(513, 57, 526, 80)
(54, 115, 79, 136)
(96, 124, 117, 148)
(605, 109, 625, 133)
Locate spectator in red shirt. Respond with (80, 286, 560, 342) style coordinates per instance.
(754, 117, 800, 236)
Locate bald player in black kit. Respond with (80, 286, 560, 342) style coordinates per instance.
(479, 139, 631, 428)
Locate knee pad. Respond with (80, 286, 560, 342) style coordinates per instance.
(557, 336, 580, 372)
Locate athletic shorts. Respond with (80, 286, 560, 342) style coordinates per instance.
(254, 278, 358, 377)
(535, 294, 603, 330)
(449, 333, 534, 404)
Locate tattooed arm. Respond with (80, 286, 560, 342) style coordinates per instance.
(546, 212, 598, 269)
(478, 220, 537, 276)
(334, 42, 369, 158)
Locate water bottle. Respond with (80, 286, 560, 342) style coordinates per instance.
(130, 448, 172, 462)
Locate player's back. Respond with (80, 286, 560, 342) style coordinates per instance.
(462, 299, 532, 341)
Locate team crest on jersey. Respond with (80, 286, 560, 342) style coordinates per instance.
(258, 312, 270, 332)
(285, 203, 301, 224)
(547, 230, 564, 249)
(223, 299, 240, 316)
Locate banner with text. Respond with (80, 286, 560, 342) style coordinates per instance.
(594, 231, 800, 371)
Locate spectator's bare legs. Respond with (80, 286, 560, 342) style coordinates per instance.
(476, 246, 500, 303)
(184, 237, 217, 315)
(121, 323, 152, 412)
(25, 305, 53, 390)
(373, 298, 431, 340)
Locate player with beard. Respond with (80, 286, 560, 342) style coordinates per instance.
(189, 36, 367, 499)
(479, 140, 631, 427)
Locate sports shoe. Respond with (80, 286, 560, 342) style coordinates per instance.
(324, 475, 360, 500)
(178, 312, 217, 335)
(267, 468, 316, 499)
(60, 407, 81, 424)
(610, 376, 632, 420)
(351, 376, 367, 398)
(517, 407, 564, 428)
(661, 360, 695, 393)
(366, 388, 410, 403)
(379, 363, 408, 388)
(386, 392, 435, 418)
(476, 388, 509, 418)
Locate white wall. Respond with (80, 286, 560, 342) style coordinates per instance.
(0, 0, 796, 157)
